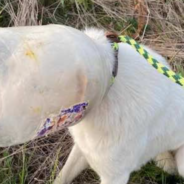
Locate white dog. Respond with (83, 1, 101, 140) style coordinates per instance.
(0, 25, 183, 184)
(54, 28, 184, 184)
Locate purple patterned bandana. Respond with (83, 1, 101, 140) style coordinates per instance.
(37, 102, 88, 137)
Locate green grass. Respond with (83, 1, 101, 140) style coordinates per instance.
(0, 149, 25, 184)
(130, 162, 184, 184)
(0, 144, 62, 184)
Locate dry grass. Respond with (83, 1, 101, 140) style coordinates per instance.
(0, 0, 184, 184)
(3, 0, 39, 26)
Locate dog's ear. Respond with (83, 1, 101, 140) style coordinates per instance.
(105, 31, 120, 43)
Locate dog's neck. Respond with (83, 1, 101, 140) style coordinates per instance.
(84, 28, 118, 87)
(81, 28, 119, 131)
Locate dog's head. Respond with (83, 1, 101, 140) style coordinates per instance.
(0, 25, 113, 146)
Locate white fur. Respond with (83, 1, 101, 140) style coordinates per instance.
(54, 28, 184, 184)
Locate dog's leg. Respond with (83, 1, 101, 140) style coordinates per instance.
(155, 151, 177, 174)
(176, 145, 184, 177)
(101, 172, 130, 184)
(54, 144, 89, 184)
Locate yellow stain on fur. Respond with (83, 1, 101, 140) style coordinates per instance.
(32, 107, 42, 114)
(26, 50, 37, 61)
